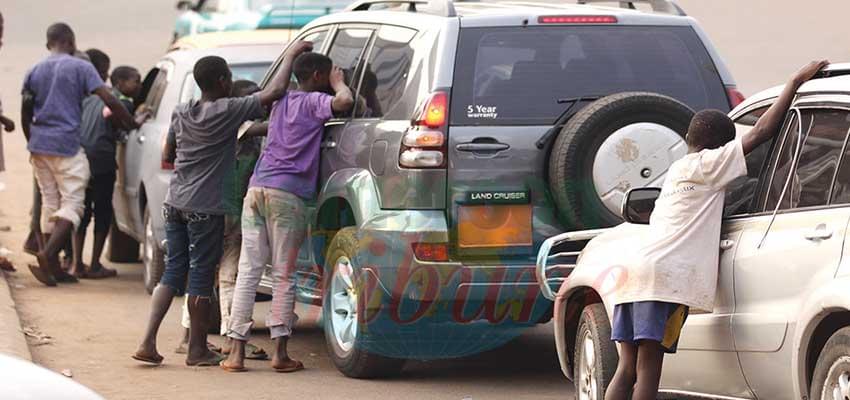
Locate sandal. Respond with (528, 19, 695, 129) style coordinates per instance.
(28, 259, 56, 287)
(83, 266, 117, 279)
(220, 362, 247, 373)
(272, 359, 304, 373)
(186, 352, 225, 367)
(245, 343, 268, 360)
(132, 352, 164, 365)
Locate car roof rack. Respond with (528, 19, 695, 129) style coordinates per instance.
(575, 0, 686, 16)
(345, 0, 457, 17)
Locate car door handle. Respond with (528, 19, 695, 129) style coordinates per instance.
(137, 134, 145, 144)
(804, 224, 833, 241)
(320, 141, 337, 149)
(720, 239, 735, 250)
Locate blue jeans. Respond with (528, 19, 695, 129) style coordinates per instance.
(159, 205, 224, 297)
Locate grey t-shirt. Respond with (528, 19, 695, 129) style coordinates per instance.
(164, 94, 265, 215)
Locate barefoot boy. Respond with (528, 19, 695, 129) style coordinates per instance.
(221, 52, 354, 373)
(604, 60, 829, 400)
(133, 41, 312, 367)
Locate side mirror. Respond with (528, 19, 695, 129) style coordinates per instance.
(176, 0, 194, 11)
(622, 187, 661, 225)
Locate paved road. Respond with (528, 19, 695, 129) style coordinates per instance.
(2, 0, 850, 399)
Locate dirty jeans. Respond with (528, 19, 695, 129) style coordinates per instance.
(159, 205, 224, 298)
(228, 187, 306, 341)
(30, 149, 90, 232)
(181, 215, 241, 335)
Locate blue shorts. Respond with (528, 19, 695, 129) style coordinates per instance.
(611, 301, 689, 354)
(159, 205, 224, 298)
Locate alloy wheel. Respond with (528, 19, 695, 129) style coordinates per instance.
(330, 256, 358, 353)
(824, 356, 850, 400)
(143, 214, 155, 287)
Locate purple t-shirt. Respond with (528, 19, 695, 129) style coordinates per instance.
(250, 90, 334, 199)
(23, 53, 105, 157)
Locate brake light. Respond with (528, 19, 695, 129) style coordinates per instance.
(401, 91, 449, 169)
(538, 15, 618, 24)
(412, 242, 449, 262)
(415, 92, 448, 129)
(726, 85, 746, 109)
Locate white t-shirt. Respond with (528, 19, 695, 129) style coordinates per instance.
(614, 139, 747, 312)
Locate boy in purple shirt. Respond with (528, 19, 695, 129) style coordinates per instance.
(22, 23, 137, 286)
(222, 52, 354, 373)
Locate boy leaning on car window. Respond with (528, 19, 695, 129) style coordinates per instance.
(604, 60, 829, 400)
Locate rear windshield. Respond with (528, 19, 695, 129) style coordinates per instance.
(451, 25, 729, 126)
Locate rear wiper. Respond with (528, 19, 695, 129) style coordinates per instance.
(535, 95, 603, 150)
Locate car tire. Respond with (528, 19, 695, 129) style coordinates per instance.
(810, 326, 850, 400)
(322, 227, 406, 379)
(548, 92, 694, 230)
(106, 220, 140, 263)
(142, 208, 166, 295)
(573, 303, 618, 400)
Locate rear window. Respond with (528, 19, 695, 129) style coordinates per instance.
(451, 25, 728, 126)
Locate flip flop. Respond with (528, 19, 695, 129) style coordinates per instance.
(28, 260, 56, 287)
(53, 271, 79, 284)
(132, 353, 164, 365)
(186, 352, 225, 367)
(83, 267, 117, 279)
(220, 362, 247, 373)
(245, 343, 268, 360)
(272, 359, 304, 373)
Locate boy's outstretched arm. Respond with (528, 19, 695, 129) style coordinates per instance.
(93, 86, 139, 131)
(258, 41, 313, 107)
(742, 60, 829, 154)
(330, 66, 354, 113)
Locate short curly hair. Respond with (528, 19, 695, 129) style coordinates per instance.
(686, 109, 736, 150)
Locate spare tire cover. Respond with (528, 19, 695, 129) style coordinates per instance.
(548, 92, 694, 230)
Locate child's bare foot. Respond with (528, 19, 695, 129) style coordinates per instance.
(271, 336, 303, 372)
(30, 253, 57, 286)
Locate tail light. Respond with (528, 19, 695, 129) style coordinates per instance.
(400, 91, 448, 169)
(161, 133, 175, 170)
(726, 85, 746, 109)
(412, 242, 450, 262)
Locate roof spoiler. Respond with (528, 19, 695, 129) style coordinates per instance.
(575, 0, 686, 16)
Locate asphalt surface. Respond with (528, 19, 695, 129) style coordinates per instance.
(2, 0, 850, 399)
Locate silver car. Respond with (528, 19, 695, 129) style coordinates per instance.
(537, 64, 850, 400)
(110, 34, 283, 294)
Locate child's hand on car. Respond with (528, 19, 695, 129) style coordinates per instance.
(286, 40, 313, 58)
(792, 60, 830, 84)
(330, 66, 345, 90)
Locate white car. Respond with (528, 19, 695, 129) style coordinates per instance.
(537, 64, 850, 400)
(0, 355, 104, 400)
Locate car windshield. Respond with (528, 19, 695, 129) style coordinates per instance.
(451, 25, 730, 126)
(182, 63, 271, 103)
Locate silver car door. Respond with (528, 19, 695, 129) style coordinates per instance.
(733, 104, 850, 400)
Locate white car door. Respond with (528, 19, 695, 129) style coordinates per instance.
(733, 102, 850, 400)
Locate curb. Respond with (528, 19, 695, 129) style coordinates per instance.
(0, 271, 32, 361)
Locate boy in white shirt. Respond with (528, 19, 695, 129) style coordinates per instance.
(605, 60, 829, 400)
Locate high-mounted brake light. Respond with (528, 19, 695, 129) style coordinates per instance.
(538, 15, 618, 24)
(725, 85, 746, 109)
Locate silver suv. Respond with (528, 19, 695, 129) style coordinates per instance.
(537, 64, 850, 400)
(264, 0, 739, 378)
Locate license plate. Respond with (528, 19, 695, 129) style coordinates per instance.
(458, 204, 532, 248)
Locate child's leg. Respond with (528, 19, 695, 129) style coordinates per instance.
(605, 341, 637, 400)
(184, 212, 225, 366)
(633, 340, 665, 400)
